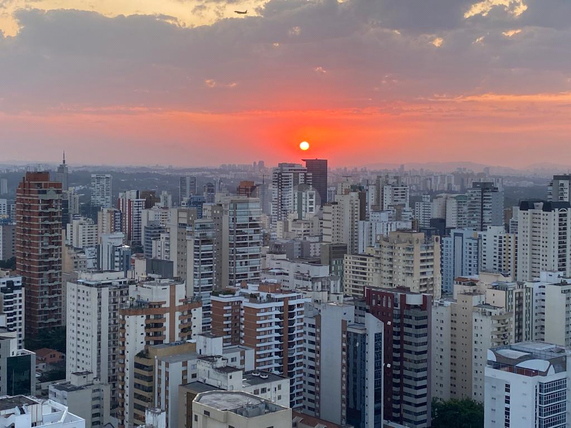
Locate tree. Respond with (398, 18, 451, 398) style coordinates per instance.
(431, 398, 484, 428)
(0, 257, 16, 270)
(25, 327, 67, 353)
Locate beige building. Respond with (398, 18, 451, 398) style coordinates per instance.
(378, 231, 442, 298)
(432, 282, 514, 402)
(479, 226, 517, 278)
(193, 391, 292, 428)
(343, 247, 380, 298)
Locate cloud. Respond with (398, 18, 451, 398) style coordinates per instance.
(0, 0, 570, 117)
(464, 0, 528, 19)
(502, 29, 521, 37)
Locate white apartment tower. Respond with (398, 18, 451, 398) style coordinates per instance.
(66, 217, 98, 249)
(485, 342, 571, 428)
(517, 201, 571, 281)
(0, 271, 24, 348)
(548, 174, 571, 202)
(527, 272, 571, 347)
(271, 163, 311, 226)
(91, 174, 113, 208)
(66, 272, 131, 408)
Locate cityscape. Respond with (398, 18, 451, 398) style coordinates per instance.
(0, 158, 569, 428)
(2, 0, 571, 427)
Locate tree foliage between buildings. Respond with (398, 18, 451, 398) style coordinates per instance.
(0, 257, 16, 270)
(431, 398, 484, 428)
(25, 326, 66, 353)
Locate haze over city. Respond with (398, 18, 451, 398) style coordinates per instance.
(1, 0, 571, 167)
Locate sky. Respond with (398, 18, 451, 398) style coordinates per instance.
(1, 0, 571, 168)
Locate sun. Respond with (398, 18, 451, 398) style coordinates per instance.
(300, 141, 310, 151)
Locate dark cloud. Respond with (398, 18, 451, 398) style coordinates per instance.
(0, 0, 570, 115)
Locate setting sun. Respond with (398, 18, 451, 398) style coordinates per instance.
(300, 141, 310, 151)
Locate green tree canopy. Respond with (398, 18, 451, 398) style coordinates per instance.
(431, 398, 484, 428)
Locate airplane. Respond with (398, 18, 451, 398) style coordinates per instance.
(234, 10, 248, 14)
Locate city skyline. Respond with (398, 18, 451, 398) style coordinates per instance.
(1, 0, 571, 167)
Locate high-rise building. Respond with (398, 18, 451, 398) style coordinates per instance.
(441, 229, 480, 295)
(323, 191, 365, 255)
(0, 222, 15, 261)
(211, 282, 308, 409)
(212, 197, 262, 288)
(271, 163, 311, 227)
(97, 207, 122, 238)
(0, 178, 7, 196)
(302, 302, 383, 427)
(91, 174, 112, 209)
(187, 219, 216, 331)
(16, 172, 63, 336)
(203, 182, 216, 204)
(0, 270, 25, 348)
(432, 281, 514, 402)
(117, 190, 145, 245)
(50, 372, 112, 428)
(526, 272, 571, 346)
(343, 248, 380, 298)
(378, 231, 442, 298)
(517, 200, 571, 281)
(548, 174, 571, 202)
(364, 287, 432, 428)
(117, 279, 202, 427)
(237, 181, 257, 198)
(54, 152, 69, 191)
(168, 207, 198, 280)
(374, 175, 410, 214)
(466, 182, 504, 231)
(415, 194, 432, 229)
(180, 176, 198, 203)
(99, 232, 131, 274)
(357, 210, 412, 254)
(142, 221, 165, 259)
(66, 272, 131, 409)
(321, 243, 347, 285)
(485, 342, 571, 428)
(444, 194, 469, 229)
(479, 225, 517, 278)
(303, 159, 328, 204)
(66, 217, 98, 249)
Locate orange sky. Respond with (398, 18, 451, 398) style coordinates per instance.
(1, 0, 571, 168)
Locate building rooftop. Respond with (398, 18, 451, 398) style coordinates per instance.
(50, 382, 84, 393)
(157, 352, 198, 364)
(242, 371, 287, 387)
(488, 342, 570, 377)
(0, 395, 37, 412)
(195, 391, 286, 417)
(182, 382, 221, 394)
